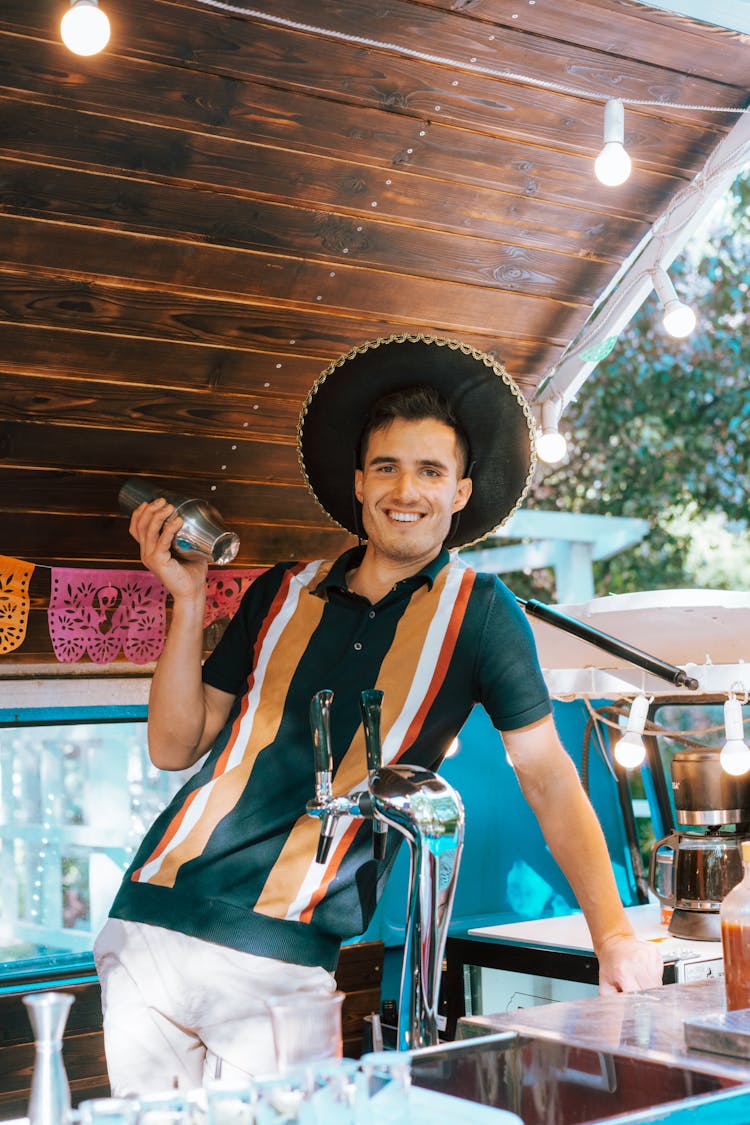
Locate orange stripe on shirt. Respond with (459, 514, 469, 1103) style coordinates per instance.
(257, 562, 472, 924)
(254, 567, 455, 920)
(211, 564, 304, 778)
(134, 561, 327, 887)
(299, 819, 361, 923)
(291, 564, 475, 921)
(130, 786, 203, 882)
(394, 565, 475, 763)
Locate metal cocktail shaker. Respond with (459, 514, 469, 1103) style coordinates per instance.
(118, 478, 240, 565)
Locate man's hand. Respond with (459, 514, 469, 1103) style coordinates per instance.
(129, 498, 208, 599)
(597, 934, 664, 994)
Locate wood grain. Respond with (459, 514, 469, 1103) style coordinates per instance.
(0, 0, 745, 599)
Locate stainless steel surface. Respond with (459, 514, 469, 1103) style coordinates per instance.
(457, 978, 750, 1082)
(370, 762, 464, 1051)
(669, 906, 722, 942)
(117, 478, 240, 565)
(671, 750, 750, 827)
(306, 688, 465, 1051)
(684, 1009, 750, 1061)
(411, 986, 749, 1125)
(23, 991, 74, 1125)
(677, 810, 750, 828)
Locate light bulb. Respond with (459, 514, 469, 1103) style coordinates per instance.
(614, 694, 649, 769)
(535, 398, 568, 464)
(61, 0, 110, 56)
(651, 267, 696, 339)
(595, 143, 632, 187)
(721, 742, 750, 776)
(614, 730, 646, 769)
(720, 695, 750, 776)
(536, 428, 568, 464)
(662, 301, 697, 339)
(594, 99, 631, 187)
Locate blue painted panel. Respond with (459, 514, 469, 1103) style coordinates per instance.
(0, 706, 147, 723)
(588, 1085, 750, 1125)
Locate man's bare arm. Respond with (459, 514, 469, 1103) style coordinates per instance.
(129, 498, 235, 770)
(503, 714, 663, 993)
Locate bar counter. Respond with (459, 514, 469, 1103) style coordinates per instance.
(402, 978, 750, 1123)
(456, 978, 748, 1081)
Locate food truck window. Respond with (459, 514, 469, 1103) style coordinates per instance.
(0, 708, 194, 979)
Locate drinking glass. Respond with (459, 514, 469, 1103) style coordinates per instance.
(254, 1072, 309, 1124)
(205, 1079, 256, 1125)
(266, 991, 344, 1074)
(359, 1051, 411, 1125)
(78, 1099, 140, 1125)
(136, 1091, 188, 1125)
(305, 1058, 362, 1125)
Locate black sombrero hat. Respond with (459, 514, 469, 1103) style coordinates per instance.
(297, 334, 536, 550)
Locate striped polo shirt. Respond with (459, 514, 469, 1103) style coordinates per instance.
(110, 546, 551, 970)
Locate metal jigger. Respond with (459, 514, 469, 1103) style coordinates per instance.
(118, 478, 240, 565)
(23, 991, 75, 1125)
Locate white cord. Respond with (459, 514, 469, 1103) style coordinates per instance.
(191, 0, 750, 114)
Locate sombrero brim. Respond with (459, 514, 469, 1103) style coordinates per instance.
(297, 334, 536, 550)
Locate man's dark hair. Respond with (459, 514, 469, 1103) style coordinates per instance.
(358, 386, 471, 476)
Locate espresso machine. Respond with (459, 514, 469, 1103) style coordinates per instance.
(650, 747, 750, 940)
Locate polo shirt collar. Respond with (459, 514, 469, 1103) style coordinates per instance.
(313, 545, 450, 597)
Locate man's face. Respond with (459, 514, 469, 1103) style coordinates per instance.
(354, 417, 472, 567)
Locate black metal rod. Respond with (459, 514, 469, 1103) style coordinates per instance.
(518, 597, 699, 691)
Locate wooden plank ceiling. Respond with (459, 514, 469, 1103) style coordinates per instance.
(0, 0, 748, 583)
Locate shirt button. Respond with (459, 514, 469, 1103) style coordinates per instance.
(354, 642, 362, 651)
(368, 610, 375, 619)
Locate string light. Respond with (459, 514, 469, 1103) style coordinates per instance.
(535, 398, 568, 465)
(651, 267, 697, 338)
(594, 99, 632, 187)
(613, 694, 650, 769)
(58, 0, 750, 126)
(188, 2, 750, 115)
(720, 691, 750, 776)
(60, 0, 110, 56)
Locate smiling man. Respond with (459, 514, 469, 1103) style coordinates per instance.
(349, 387, 473, 598)
(95, 335, 662, 1096)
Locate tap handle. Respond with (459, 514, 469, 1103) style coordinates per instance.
(359, 689, 384, 773)
(373, 820, 388, 861)
(315, 812, 336, 865)
(310, 689, 335, 776)
(360, 689, 387, 862)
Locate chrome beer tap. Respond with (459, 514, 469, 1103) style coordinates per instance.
(360, 688, 389, 862)
(306, 688, 361, 864)
(305, 688, 465, 1050)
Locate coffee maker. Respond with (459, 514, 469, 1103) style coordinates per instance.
(650, 748, 750, 940)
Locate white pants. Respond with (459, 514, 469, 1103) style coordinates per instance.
(94, 918, 336, 1096)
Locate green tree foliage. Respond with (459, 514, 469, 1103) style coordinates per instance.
(531, 168, 750, 596)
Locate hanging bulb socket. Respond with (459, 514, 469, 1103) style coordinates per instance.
(720, 693, 750, 777)
(594, 99, 632, 187)
(535, 398, 568, 465)
(651, 267, 697, 338)
(614, 693, 650, 769)
(61, 0, 110, 56)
